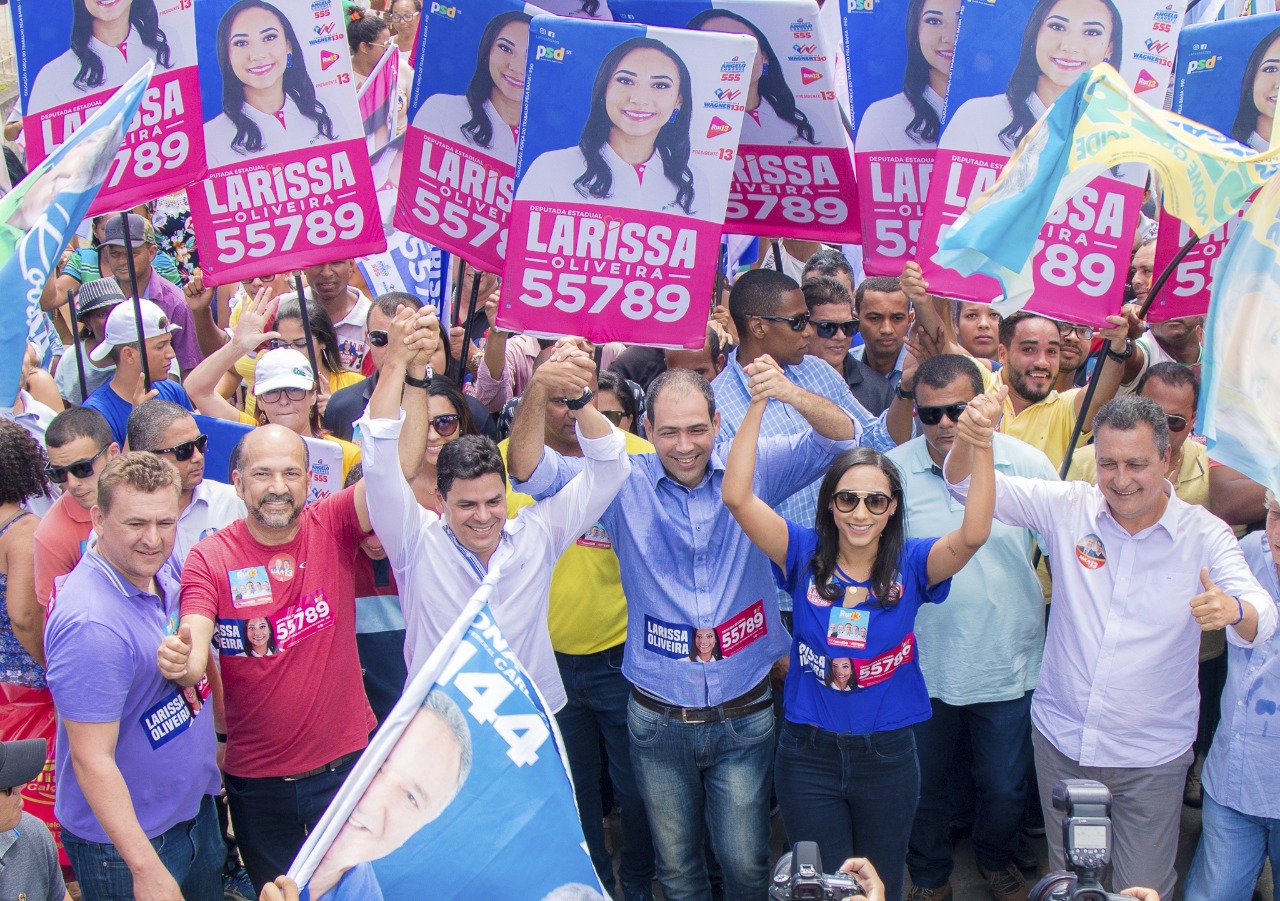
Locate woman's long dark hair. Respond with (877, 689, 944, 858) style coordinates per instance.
(461, 11, 532, 150)
(427, 375, 476, 438)
(217, 0, 335, 157)
(998, 0, 1121, 150)
(809, 449, 907, 609)
(274, 297, 344, 376)
(1231, 26, 1280, 145)
(902, 0, 945, 145)
(688, 8, 816, 145)
(574, 37, 696, 214)
(70, 0, 172, 93)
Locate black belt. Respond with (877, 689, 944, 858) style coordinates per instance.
(632, 678, 772, 724)
(281, 750, 361, 782)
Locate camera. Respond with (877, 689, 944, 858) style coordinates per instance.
(1029, 780, 1130, 901)
(769, 841, 864, 900)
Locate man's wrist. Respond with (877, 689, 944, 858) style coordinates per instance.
(1107, 339, 1134, 360)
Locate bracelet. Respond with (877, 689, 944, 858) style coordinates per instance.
(1233, 596, 1244, 627)
(1107, 340, 1135, 361)
(896, 383, 915, 401)
(403, 366, 434, 389)
(564, 387, 594, 410)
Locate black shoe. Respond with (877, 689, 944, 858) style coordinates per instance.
(1013, 834, 1041, 874)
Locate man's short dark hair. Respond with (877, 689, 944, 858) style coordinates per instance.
(854, 276, 904, 313)
(998, 310, 1056, 348)
(1093, 394, 1171, 458)
(46, 407, 113, 451)
(801, 247, 854, 282)
(646, 369, 716, 426)
(728, 268, 799, 335)
(704, 324, 722, 363)
(437, 435, 506, 496)
(802, 276, 853, 311)
(915, 354, 984, 399)
(370, 291, 424, 324)
(127, 399, 194, 452)
(1137, 361, 1199, 407)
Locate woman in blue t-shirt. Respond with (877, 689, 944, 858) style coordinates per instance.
(722, 378, 1001, 901)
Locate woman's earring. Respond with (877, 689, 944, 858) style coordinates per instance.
(287, 52, 293, 68)
(668, 108, 680, 124)
(761, 60, 769, 77)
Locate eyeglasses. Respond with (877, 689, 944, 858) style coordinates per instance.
(367, 330, 389, 348)
(1165, 413, 1189, 432)
(386, 10, 418, 22)
(600, 409, 627, 425)
(429, 414, 460, 437)
(266, 338, 311, 352)
(812, 319, 858, 339)
(45, 445, 109, 484)
(260, 387, 309, 404)
(1057, 323, 1095, 341)
(151, 434, 209, 462)
(752, 312, 811, 332)
(832, 490, 893, 515)
(916, 402, 969, 426)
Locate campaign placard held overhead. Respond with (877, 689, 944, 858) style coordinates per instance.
(9, 0, 205, 214)
(188, 0, 385, 285)
(395, 0, 545, 274)
(1152, 13, 1280, 321)
(610, 0, 860, 242)
(500, 16, 753, 347)
(917, 0, 1185, 323)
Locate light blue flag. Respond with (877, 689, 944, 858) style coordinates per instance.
(0, 63, 152, 406)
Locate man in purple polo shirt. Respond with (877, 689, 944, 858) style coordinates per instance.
(43, 453, 223, 901)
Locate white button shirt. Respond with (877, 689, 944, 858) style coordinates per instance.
(174, 480, 247, 570)
(357, 411, 631, 712)
(948, 472, 1277, 767)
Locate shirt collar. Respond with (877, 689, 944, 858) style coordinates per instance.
(1093, 479, 1181, 539)
(83, 548, 175, 602)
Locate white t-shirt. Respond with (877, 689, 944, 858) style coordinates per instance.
(205, 96, 342, 170)
(940, 92, 1047, 157)
(29, 28, 178, 111)
(173, 480, 247, 570)
(856, 86, 944, 153)
(518, 143, 709, 219)
(412, 93, 517, 166)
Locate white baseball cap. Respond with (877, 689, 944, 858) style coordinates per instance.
(254, 348, 316, 396)
(90, 298, 181, 364)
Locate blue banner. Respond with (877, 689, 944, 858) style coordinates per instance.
(1173, 12, 1280, 147)
(356, 234, 452, 325)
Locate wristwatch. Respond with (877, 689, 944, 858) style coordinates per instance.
(404, 366, 435, 389)
(896, 383, 915, 401)
(564, 387, 594, 410)
(1106, 340, 1135, 362)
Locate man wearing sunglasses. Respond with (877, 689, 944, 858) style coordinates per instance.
(802, 276, 894, 416)
(33, 408, 119, 609)
(885, 355, 1059, 901)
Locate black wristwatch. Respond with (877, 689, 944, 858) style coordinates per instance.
(1106, 340, 1135, 362)
(564, 387, 594, 410)
(896, 383, 915, 401)
(404, 366, 434, 389)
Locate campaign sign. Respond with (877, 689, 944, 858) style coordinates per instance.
(357, 232, 452, 323)
(395, 0, 545, 274)
(1151, 14, 1280, 321)
(846, 0, 959, 276)
(290, 594, 604, 900)
(610, 0, 860, 242)
(188, 0, 384, 285)
(916, 0, 1184, 323)
(357, 45, 402, 157)
(501, 17, 753, 347)
(9, 0, 205, 215)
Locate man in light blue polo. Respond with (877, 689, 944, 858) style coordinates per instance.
(886, 354, 1058, 901)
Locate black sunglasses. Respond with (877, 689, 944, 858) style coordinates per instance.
(752, 312, 811, 332)
(600, 409, 627, 425)
(813, 319, 858, 339)
(429, 414, 460, 437)
(832, 491, 893, 515)
(367, 330, 390, 347)
(1166, 414, 1188, 432)
(151, 434, 209, 462)
(916, 402, 969, 426)
(45, 445, 109, 484)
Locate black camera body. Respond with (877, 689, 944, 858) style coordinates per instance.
(1029, 780, 1130, 901)
(769, 841, 864, 901)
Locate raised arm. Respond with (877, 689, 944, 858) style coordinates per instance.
(182, 273, 231, 359)
(505, 339, 594, 482)
(185, 287, 279, 422)
(927, 388, 1000, 585)
(1076, 314, 1130, 430)
(722, 388, 789, 568)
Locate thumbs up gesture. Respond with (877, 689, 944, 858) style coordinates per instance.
(158, 622, 194, 683)
(1189, 567, 1240, 632)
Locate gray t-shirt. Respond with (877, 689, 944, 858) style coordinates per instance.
(0, 812, 66, 901)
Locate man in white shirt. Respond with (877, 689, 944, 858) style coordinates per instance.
(357, 306, 631, 711)
(944, 393, 1277, 899)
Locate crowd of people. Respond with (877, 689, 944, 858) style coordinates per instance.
(0, 184, 1276, 901)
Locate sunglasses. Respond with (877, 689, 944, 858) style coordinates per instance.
(430, 414, 460, 437)
(1166, 413, 1188, 432)
(266, 338, 311, 352)
(813, 319, 859, 339)
(752, 312, 811, 332)
(1057, 323, 1095, 341)
(367, 330, 389, 348)
(151, 434, 209, 462)
(600, 409, 627, 425)
(45, 445, 109, 484)
(260, 387, 309, 404)
(832, 490, 893, 515)
(916, 402, 969, 426)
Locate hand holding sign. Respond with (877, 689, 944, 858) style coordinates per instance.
(157, 623, 193, 684)
(1190, 567, 1241, 632)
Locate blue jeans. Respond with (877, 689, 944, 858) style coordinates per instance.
(627, 692, 774, 901)
(775, 720, 920, 901)
(1185, 790, 1280, 901)
(556, 646, 655, 901)
(64, 794, 223, 901)
(907, 692, 1033, 886)
(224, 755, 357, 893)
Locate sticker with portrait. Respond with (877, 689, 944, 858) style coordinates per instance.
(229, 565, 273, 608)
(827, 606, 868, 650)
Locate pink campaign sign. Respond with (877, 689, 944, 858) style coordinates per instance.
(856, 151, 930, 277)
(1148, 207, 1249, 323)
(190, 140, 385, 285)
(919, 149, 1140, 326)
(727, 143, 861, 242)
(25, 66, 207, 217)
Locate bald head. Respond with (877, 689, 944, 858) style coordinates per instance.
(238, 424, 310, 473)
(234, 425, 312, 535)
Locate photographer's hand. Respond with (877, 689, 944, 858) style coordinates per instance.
(1120, 889, 1160, 901)
(837, 857, 885, 901)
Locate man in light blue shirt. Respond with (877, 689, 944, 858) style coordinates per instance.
(508, 365, 857, 901)
(887, 354, 1058, 901)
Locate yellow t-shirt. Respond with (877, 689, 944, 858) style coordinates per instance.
(499, 432, 653, 656)
(1066, 437, 1210, 509)
(988, 369, 1088, 472)
(236, 411, 362, 482)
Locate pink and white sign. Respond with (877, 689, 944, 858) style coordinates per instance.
(1148, 207, 1247, 322)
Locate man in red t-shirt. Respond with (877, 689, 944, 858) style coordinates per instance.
(157, 423, 375, 892)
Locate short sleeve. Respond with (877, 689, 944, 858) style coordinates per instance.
(770, 519, 817, 595)
(905, 537, 950, 606)
(180, 545, 222, 622)
(313, 485, 364, 553)
(45, 621, 135, 723)
(159, 380, 194, 411)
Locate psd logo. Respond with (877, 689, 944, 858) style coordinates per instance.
(801, 67, 822, 84)
(429, 2, 456, 16)
(314, 21, 335, 34)
(1186, 55, 1218, 74)
(1145, 37, 1169, 53)
(707, 116, 732, 138)
(320, 49, 340, 70)
(846, 0, 874, 10)
(536, 45, 566, 61)
(1134, 69, 1159, 92)
(715, 87, 741, 101)
(793, 43, 817, 54)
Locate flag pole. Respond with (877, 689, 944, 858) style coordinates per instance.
(67, 289, 88, 402)
(292, 272, 323, 390)
(119, 212, 152, 387)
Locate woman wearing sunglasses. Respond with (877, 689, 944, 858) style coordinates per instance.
(721, 380, 1000, 901)
(404, 377, 475, 513)
(596, 370, 639, 436)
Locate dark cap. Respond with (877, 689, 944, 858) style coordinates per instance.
(75, 277, 127, 320)
(0, 739, 46, 791)
(101, 213, 155, 247)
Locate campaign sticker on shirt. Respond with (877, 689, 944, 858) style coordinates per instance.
(229, 567, 273, 608)
(576, 522, 612, 550)
(217, 618, 280, 658)
(141, 689, 200, 749)
(717, 600, 767, 658)
(269, 554, 298, 583)
(1075, 534, 1107, 570)
(827, 607, 868, 650)
(855, 633, 915, 688)
(644, 615, 693, 660)
(806, 579, 833, 608)
(797, 639, 828, 681)
(272, 590, 336, 653)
